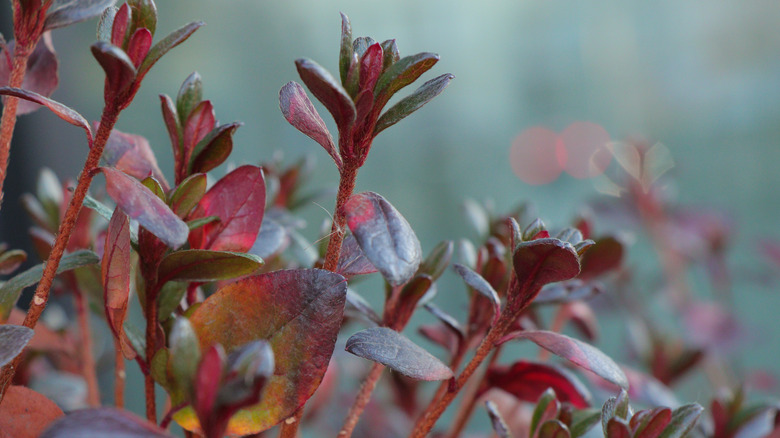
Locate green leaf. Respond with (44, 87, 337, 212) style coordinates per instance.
(157, 250, 263, 285)
(168, 173, 206, 218)
(157, 281, 186, 321)
(137, 21, 204, 80)
(176, 72, 203, 125)
(0, 250, 99, 322)
(176, 269, 347, 435)
(141, 176, 165, 201)
(570, 408, 602, 438)
(338, 12, 352, 85)
(374, 73, 453, 135)
(658, 404, 703, 438)
(373, 52, 439, 110)
(531, 389, 560, 437)
(128, 0, 157, 37)
(168, 317, 201, 400)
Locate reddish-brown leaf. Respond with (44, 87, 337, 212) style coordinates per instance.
(126, 28, 152, 68)
(188, 122, 240, 175)
(102, 127, 168, 190)
(0, 87, 92, 145)
(359, 42, 383, 95)
(295, 58, 356, 132)
(484, 360, 591, 409)
(0, 386, 63, 438)
(91, 41, 136, 105)
(510, 238, 580, 312)
(0, 33, 58, 115)
(578, 236, 623, 280)
(630, 407, 672, 438)
(337, 233, 378, 278)
(156, 250, 263, 285)
(188, 165, 266, 253)
(280, 81, 341, 169)
(176, 269, 347, 435)
(499, 330, 628, 390)
(101, 208, 136, 359)
(182, 100, 215, 166)
(100, 167, 188, 249)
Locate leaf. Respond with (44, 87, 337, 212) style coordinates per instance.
(538, 420, 571, 438)
(603, 389, 632, 433)
(168, 173, 206, 218)
(0, 249, 26, 275)
(295, 58, 356, 132)
(0, 250, 99, 322)
(345, 289, 381, 326)
(45, 0, 117, 30)
(279, 81, 341, 169)
(0, 34, 59, 115)
(0, 325, 34, 366)
(391, 274, 433, 328)
(570, 409, 602, 438)
(606, 418, 631, 438)
(157, 250, 262, 285)
(193, 344, 224, 427)
(126, 28, 152, 68)
(39, 407, 172, 438)
(578, 236, 623, 280)
(248, 216, 287, 259)
(484, 360, 591, 409)
(91, 41, 136, 104)
(176, 269, 347, 435)
(630, 407, 672, 438)
(380, 39, 400, 72)
(101, 208, 136, 359)
(102, 127, 167, 188)
(418, 240, 454, 281)
(510, 238, 580, 312)
(157, 281, 185, 321)
(531, 389, 561, 437)
(498, 330, 628, 390)
(338, 12, 353, 85)
(96, 6, 117, 42)
(188, 122, 241, 175)
(128, 0, 157, 37)
(374, 73, 453, 135)
(336, 233, 378, 278)
(373, 52, 439, 109)
(358, 42, 383, 95)
(0, 87, 92, 145)
(169, 317, 202, 400)
(137, 21, 204, 80)
(453, 263, 501, 324)
(485, 400, 513, 438)
(188, 165, 266, 253)
(0, 386, 63, 438)
(160, 94, 182, 166)
(100, 167, 189, 248)
(658, 404, 703, 438)
(345, 327, 453, 381)
(342, 192, 422, 286)
(182, 100, 215, 166)
(176, 71, 203, 124)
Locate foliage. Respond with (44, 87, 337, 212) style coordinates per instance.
(0, 2, 776, 438)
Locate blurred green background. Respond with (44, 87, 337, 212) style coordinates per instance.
(2, 0, 780, 432)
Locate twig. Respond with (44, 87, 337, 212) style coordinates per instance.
(74, 285, 100, 406)
(0, 41, 33, 210)
(114, 340, 126, 408)
(338, 362, 385, 437)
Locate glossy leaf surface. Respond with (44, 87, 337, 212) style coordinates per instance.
(157, 250, 262, 285)
(101, 208, 135, 359)
(484, 360, 591, 409)
(39, 407, 172, 438)
(178, 269, 347, 434)
(280, 81, 341, 169)
(499, 330, 628, 389)
(345, 327, 453, 381)
(188, 165, 265, 253)
(374, 52, 439, 108)
(0, 250, 99, 322)
(100, 167, 188, 248)
(374, 73, 453, 135)
(168, 173, 206, 217)
(342, 192, 421, 286)
(0, 325, 34, 366)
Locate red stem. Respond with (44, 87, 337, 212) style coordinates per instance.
(338, 362, 385, 437)
(74, 285, 101, 406)
(114, 340, 126, 408)
(0, 105, 120, 402)
(0, 41, 33, 209)
(145, 284, 160, 423)
(446, 345, 503, 438)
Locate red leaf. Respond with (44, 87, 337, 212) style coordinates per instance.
(342, 191, 421, 286)
(90, 41, 136, 105)
(182, 100, 215, 167)
(127, 28, 152, 68)
(101, 208, 136, 359)
(0, 386, 63, 438)
(194, 345, 225, 427)
(606, 418, 631, 438)
(484, 360, 591, 409)
(188, 122, 240, 175)
(359, 42, 383, 94)
(102, 127, 168, 190)
(295, 58, 356, 132)
(510, 238, 580, 312)
(111, 3, 130, 47)
(0, 33, 59, 115)
(578, 236, 623, 280)
(160, 94, 182, 173)
(498, 330, 628, 390)
(629, 407, 671, 438)
(188, 165, 266, 253)
(100, 167, 188, 249)
(280, 81, 341, 169)
(177, 269, 347, 435)
(336, 233, 378, 278)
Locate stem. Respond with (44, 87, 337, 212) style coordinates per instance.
(145, 284, 159, 423)
(322, 163, 359, 272)
(409, 316, 511, 438)
(114, 340, 126, 408)
(446, 346, 503, 438)
(338, 362, 385, 437)
(0, 105, 120, 402)
(0, 41, 33, 209)
(74, 285, 100, 406)
(160, 402, 187, 429)
(278, 407, 304, 438)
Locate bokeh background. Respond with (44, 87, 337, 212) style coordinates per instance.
(2, 0, 780, 434)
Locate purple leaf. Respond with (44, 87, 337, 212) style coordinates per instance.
(0, 324, 34, 366)
(342, 192, 421, 286)
(374, 73, 454, 135)
(453, 263, 500, 325)
(484, 360, 591, 409)
(345, 327, 453, 381)
(295, 58, 356, 132)
(91, 41, 136, 104)
(102, 127, 168, 189)
(249, 216, 288, 259)
(510, 238, 580, 312)
(345, 289, 381, 326)
(0, 34, 59, 115)
(498, 330, 628, 390)
(337, 233, 378, 278)
(99, 167, 188, 248)
(178, 269, 347, 435)
(0, 87, 92, 145)
(101, 208, 136, 359)
(157, 250, 263, 285)
(187, 165, 266, 253)
(39, 407, 173, 438)
(45, 0, 117, 30)
(280, 81, 341, 169)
